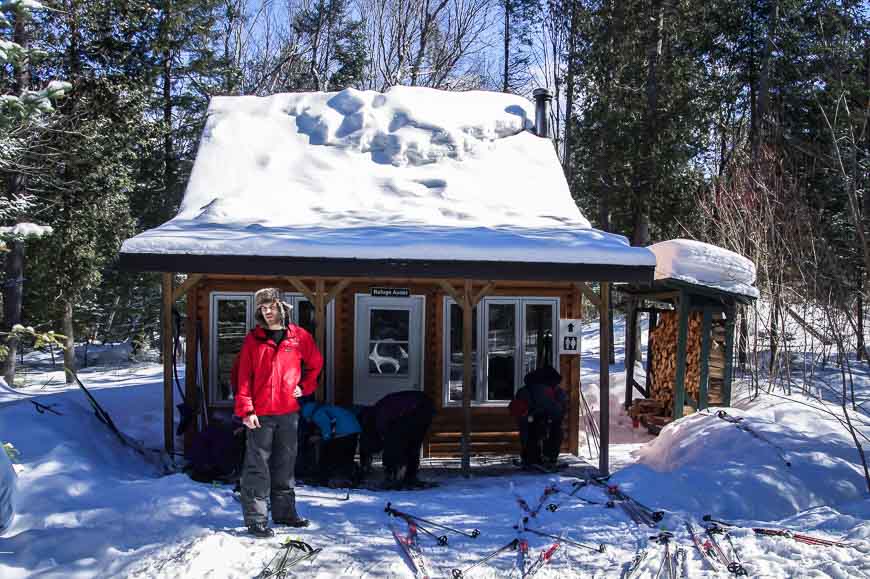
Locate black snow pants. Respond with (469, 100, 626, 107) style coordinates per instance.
(319, 433, 359, 483)
(240, 413, 300, 526)
(382, 398, 434, 483)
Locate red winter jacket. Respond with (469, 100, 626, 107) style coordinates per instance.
(234, 325, 323, 418)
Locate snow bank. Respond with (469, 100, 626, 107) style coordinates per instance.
(619, 402, 867, 521)
(122, 87, 655, 267)
(650, 239, 758, 297)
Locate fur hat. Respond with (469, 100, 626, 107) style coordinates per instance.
(254, 287, 292, 327)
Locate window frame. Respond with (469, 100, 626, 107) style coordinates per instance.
(442, 295, 560, 407)
(208, 291, 335, 406)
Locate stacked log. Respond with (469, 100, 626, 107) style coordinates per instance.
(707, 319, 726, 404)
(648, 311, 703, 416)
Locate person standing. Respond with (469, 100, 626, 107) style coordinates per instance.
(235, 287, 323, 537)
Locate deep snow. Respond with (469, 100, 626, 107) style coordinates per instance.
(1, 330, 869, 578)
(120, 87, 656, 268)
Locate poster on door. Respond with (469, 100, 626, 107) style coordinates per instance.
(559, 319, 581, 355)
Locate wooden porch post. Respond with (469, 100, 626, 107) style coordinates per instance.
(598, 282, 610, 476)
(673, 290, 690, 419)
(645, 309, 657, 395)
(461, 279, 473, 475)
(568, 285, 582, 455)
(161, 273, 174, 455)
(314, 279, 326, 401)
(624, 297, 638, 410)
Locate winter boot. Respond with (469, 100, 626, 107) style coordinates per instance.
(273, 491, 310, 528)
(247, 522, 275, 538)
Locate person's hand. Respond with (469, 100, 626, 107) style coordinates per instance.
(243, 413, 261, 429)
(293, 385, 302, 397)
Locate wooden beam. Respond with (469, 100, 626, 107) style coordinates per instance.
(286, 277, 317, 304)
(598, 281, 610, 476)
(437, 280, 464, 306)
(326, 279, 350, 304)
(161, 273, 174, 455)
(698, 308, 713, 410)
(645, 309, 657, 395)
(315, 279, 326, 402)
(568, 285, 582, 456)
(171, 274, 204, 302)
(624, 297, 638, 410)
(461, 279, 473, 477)
(673, 290, 690, 419)
(575, 282, 601, 308)
(471, 281, 496, 307)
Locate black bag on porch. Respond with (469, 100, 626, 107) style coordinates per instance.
(185, 409, 245, 483)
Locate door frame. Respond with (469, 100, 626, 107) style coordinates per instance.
(352, 293, 426, 405)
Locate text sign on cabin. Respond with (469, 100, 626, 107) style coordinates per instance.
(559, 319, 581, 355)
(370, 287, 411, 298)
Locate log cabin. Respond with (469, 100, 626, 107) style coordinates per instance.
(118, 86, 656, 475)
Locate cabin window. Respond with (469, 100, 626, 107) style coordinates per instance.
(445, 302, 478, 403)
(443, 296, 559, 406)
(209, 291, 335, 405)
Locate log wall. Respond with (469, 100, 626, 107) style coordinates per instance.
(184, 276, 584, 458)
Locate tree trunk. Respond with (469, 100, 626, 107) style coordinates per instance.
(1, 241, 25, 386)
(632, 0, 662, 247)
(102, 294, 122, 343)
(160, 1, 175, 214)
(563, 0, 578, 180)
(502, 0, 510, 92)
(753, 0, 777, 158)
(63, 299, 76, 383)
(2, 8, 32, 387)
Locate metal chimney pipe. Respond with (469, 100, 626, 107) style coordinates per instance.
(533, 88, 553, 138)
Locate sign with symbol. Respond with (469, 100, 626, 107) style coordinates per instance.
(559, 319, 581, 355)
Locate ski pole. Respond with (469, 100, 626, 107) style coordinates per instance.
(388, 510, 449, 546)
(451, 538, 519, 578)
(386, 502, 480, 539)
(705, 524, 748, 576)
(704, 515, 853, 548)
(547, 480, 600, 512)
(297, 489, 351, 501)
(516, 524, 606, 553)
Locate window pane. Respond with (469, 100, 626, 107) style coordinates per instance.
(487, 303, 516, 401)
(448, 303, 477, 402)
(216, 299, 249, 401)
(524, 304, 554, 377)
(296, 300, 316, 335)
(368, 309, 409, 375)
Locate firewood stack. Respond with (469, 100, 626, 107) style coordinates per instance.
(707, 318, 727, 405)
(650, 312, 725, 415)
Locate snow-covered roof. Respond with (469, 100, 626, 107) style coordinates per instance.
(120, 86, 655, 280)
(649, 239, 759, 298)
